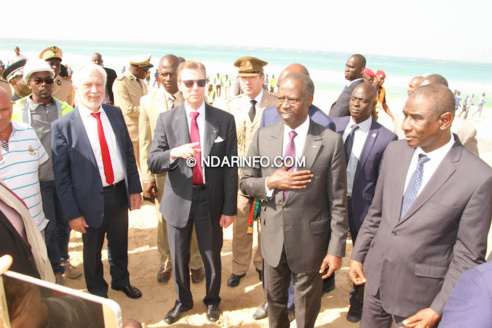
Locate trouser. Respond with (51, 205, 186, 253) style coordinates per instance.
(132, 140, 140, 171)
(82, 183, 130, 297)
(264, 247, 323, 328)
(232, 192, 263, 275)
(348, 198, 364, 310)
(167, 188, 223, 310)
(361, 289, 406, 328)
(41, 180, 71, 274)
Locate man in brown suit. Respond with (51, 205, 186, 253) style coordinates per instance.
(139, 55, 204, 284)
(113, 55, 152, 169)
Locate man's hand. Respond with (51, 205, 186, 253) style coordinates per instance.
(69, 216, 89, 234)
(170, 142, 200, 160)
(403, 308, 441, 328)
(319, 254, 342, 279)
(144, 182, 158, 199)
(130, 193, 142, 210)
(219, 215, 234, 228)
(266, 167, 313, 190)
(349, 259, 367, 285)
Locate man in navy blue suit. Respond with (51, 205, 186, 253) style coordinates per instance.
(52, 64, 143, 299)
(332, 82, 396, 322)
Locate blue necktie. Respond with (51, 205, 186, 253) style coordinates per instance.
(400, 154, 430, 220)
(344, 125, 359, 167)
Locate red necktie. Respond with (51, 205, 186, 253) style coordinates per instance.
(189, 111, 203, 185)
(91, 112, 115, 185)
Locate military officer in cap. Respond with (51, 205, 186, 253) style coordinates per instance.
(2, 59, 31, 101)
(39, 46, 76, 106)
(226, 56, 276, 287)
(113, 54, 153, 170)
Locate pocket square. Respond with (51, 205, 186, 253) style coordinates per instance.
(214, 136, 224, 143)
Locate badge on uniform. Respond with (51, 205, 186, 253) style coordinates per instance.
(27, 145, 36, 155)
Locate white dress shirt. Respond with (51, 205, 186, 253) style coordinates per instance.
(403, 134, 455, 195)
(79, 105, 125, 187)
(343, 117, 372, 195)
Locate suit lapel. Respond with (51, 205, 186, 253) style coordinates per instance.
(301, 121, 323, 171)
(72, 108, 98, 168)
(391, 144, 414, 223)
(103, 105, 124, 163)
(355, 120, 379, 181)
(203, 104, 219, 159)
(172, 105, 191, 146)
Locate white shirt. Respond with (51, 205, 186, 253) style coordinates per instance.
(343, 117, 372, 195)
(79, 105, 125, 187)
(266, 117, 311, 196)
(243, 90, 264, 119)
(403, 134, 455, 195)
(185, 101, 206, 183)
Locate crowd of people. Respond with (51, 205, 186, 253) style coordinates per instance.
(0, 45, 491, 328)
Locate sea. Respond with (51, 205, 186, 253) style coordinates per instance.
(1, 38, 490, 112)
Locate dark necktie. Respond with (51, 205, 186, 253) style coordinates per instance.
(189, 111, 203, 185)
(91, 112, 114, 185)
(283, 131, 298, 200)
(249, 99, 257, 122)
(168, 96, 175, 109)
(400, 154, 430, 220)
(344, 125, 359, 167)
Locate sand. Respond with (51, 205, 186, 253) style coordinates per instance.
(61, 106, 492, 328)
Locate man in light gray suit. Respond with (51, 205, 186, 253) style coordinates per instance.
(350, 84, 492, 328)
(240, 73, 348, 328)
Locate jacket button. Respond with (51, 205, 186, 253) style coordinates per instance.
(392, 231, 397, 236)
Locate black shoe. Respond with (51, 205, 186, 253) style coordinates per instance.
(322, 277, 336, 295)
(288, 308, 295, 322)
(111, 285, 142, 299)
(165, 305, 190, 324)
(227, 273, 245, 287)
(256, 268, 263, 281)
(252, 301, 268, 320)
(206, 304, 220, 322)
(346, 305, 362, 323)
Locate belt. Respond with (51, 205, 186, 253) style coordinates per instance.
(103, 181, 124, 191)
(192, 184, 206, 191)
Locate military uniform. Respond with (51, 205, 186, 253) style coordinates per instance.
(39, 46, 75, 106)
(139, 88, 203, 272)
(226, 57, 277, 277)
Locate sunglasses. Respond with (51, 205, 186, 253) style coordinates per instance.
(180, 79, 206, 88)
(32, 77, 55, 85)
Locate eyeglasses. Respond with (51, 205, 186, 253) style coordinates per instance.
(32, 77, 55, 85)
(276, 96, 304, 106)
(180, 79, 206, 88)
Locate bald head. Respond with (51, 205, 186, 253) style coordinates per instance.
(278, 63, 310, 85)
(92, 53, 103, 66)
(0, 88, 13, 135)
(345, 54, 366, 81)
(407, 76, 423, 96)
(0, 88, 10, 105)
(410, 84, 455, 116)
(159, 54, 180, 94)
(419, 74, 448, 87)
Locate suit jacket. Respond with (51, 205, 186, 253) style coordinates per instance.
(240, 120, 348, 273)
(139, 88, 184, 184)
(329, 79, 364, 117)
(113, 71, 148, 141)
(52, 105, 142, 228)
(439, 261, 492, 328)
(147, 103, 238, 229)
(104, 67, 118, 105)
(333, 116, 397, 231)
(351, 138, 492, 317)
(260, 104, 336, 131)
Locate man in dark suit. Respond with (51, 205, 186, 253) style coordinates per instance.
(147, 61, 237, 324)
(92, 53, 117, 105)
(329, 54, 365, 118)
(52, 64, 143, 299)
(349, 84, 492, 328)
(261, 63, 335, 132)
(332, 82, 396, 322)
(240, 72, 348, 328)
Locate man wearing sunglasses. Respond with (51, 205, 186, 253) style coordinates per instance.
(11, 60, 78, 286)
(113, 55, 153, 172)
(225, 56, 277, 288)
(39, 46, 75, 107)
(139, 55, 204, 285)
(148, 61, 237, 324)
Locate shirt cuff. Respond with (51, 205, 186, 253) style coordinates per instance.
(265, 176, 274, 198)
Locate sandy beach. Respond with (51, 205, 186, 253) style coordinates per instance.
(61, 104, 492, 328)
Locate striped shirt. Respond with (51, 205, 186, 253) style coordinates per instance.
(0, 121, 49, 231)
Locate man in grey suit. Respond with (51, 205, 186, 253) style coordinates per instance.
(148, 61, 237, 324)
(329, 54, 365, 117)
(240, 72, 348, 328)
(349, 84, 492, 328)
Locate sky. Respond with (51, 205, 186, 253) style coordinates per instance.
(2, 0, 491, 63)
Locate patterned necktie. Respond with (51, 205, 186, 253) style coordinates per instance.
(249, 99, 257, 122)
(189, 111, 203, 185)
(91, 112, 114, 185)
(168, 96, 175, 110)
(400, 154, 430, 220)
(283, 131, 298, 200)
(344, 125, 359, 167)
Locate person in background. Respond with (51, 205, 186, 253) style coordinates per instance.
(92, 53, 118, 105)
(39, 46, 75, 106)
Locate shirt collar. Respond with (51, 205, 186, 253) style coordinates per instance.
(415, 133, 455, 160)
(27, 96, 54, 110)
(244, 90, 264, 106)
(347, 116, 372, 133)
(347, 78, 364, 87)
(79, 103, 103, 118)
(285, 115, 310, 137)
(184, 101, 206, 119)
